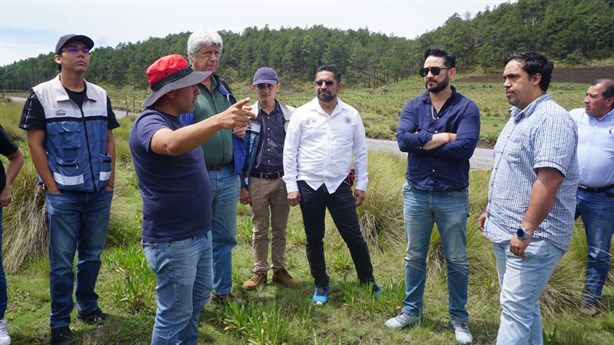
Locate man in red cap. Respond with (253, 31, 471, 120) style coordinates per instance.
(19, 33, 118, 345)
(129, 54, 255, 345)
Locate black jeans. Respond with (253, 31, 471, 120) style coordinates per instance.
(298, 180, 375, 288)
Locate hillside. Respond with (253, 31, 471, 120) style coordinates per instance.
(0, 0, 612, 91)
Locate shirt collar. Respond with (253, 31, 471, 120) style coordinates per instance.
(509, 93, 552, 122)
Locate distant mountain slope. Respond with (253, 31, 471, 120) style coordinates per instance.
(1, 0, 611, 90)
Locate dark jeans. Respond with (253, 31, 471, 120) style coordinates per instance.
(298, 180, 374, 288)
(0, 208, 6, 319)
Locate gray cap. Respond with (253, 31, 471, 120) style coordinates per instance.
(55, 34, 94, 54)
(252, 67, 278, 85)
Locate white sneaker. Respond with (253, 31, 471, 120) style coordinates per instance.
(384, 313, 420, 329)
(0, 319, 10, 345)
(448, 320, 472, 344)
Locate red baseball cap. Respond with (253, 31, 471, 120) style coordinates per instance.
(141, 54, 211, 107)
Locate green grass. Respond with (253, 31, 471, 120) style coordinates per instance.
(0, 81, 610, 345)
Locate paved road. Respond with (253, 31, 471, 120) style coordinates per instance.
(9, 97, 494, 169)
(366, 138, 494, 170)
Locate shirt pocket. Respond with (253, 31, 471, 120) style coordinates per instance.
(47, 121, 83, 163)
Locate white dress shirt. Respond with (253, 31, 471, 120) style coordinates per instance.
(283, 97, 368, 194)
(569, 108, 614, 188)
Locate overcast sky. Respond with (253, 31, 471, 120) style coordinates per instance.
(0, 0, 514, 66)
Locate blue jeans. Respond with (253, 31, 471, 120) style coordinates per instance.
(401, 183, 469, 322)
(575, 189, 614, 305)
(46, 190, 113, 329)
(208, 166, 239, 295)
(493, 239, 564, 345)
(143, 234, 213, 345)
(0, 208, 7, 319)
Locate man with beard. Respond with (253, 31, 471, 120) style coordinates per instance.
(283, 65, 380, 305)
(385, 47, 479, 345)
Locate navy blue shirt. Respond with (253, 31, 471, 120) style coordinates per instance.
(129, 110, 212, 243)
(253, 101, 285, 174)
(397, 86, 480, 191)
(0, 125, 18, 192)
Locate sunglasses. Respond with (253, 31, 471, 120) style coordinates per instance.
(62, 47, 90, 55)
(419, 67, 449, 77)
(314, 80, 336, 87)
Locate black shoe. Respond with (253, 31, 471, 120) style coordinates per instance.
(50, 326, 73, 345)
(77, 308, 109, 325)
(210, 293, 244, 304)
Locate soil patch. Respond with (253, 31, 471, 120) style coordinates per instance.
(460, 66, 614, 84)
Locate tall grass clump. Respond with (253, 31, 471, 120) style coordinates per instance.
(3, 164, 47, 273)
(358, 152, 406, 251)
(108, 244, 156, 314)
(221, 301, 291, 345)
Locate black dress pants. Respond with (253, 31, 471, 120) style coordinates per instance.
(297, 180, 375, 288)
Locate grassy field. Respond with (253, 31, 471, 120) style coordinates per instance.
(14, 75, 582, 146)
(0, 78, 610, 345)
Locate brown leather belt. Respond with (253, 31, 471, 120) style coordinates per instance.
(250, 171, 284, 180)
(208, 164, 228, 171)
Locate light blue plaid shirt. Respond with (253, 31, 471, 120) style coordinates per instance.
(483, 94, 579, 251)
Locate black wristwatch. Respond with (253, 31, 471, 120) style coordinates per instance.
(516, 227, 534, 241)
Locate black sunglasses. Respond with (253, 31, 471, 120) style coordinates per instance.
(419, 67, 449, 77)
(314, 80, 335, 87)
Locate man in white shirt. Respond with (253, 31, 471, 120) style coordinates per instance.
(569, 78, 614, 316)
(283, 65, 380, 305)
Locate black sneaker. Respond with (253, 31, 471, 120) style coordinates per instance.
(77, 308, 109, 325)
(50, 326, 73, 345)
(210, 293, 244, 304)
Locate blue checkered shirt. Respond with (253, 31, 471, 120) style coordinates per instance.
(483, 94, 579, 251)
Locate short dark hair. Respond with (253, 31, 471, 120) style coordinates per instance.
(504, 51, 553, 92)
(593, 78, 614, 110)
(316, 65, 341, 83)
(593, 78, 614, 98)
(424, 47, 456, 68)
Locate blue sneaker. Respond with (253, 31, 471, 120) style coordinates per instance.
(312, 286, 330, 305)
(372, 283, 382, 297)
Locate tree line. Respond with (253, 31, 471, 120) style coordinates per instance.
(1, 0, 612, 91)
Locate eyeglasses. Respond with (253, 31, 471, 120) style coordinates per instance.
(314, 80, 335, 87)
(62, 47, 90, 55)
(419, 67, 449, 77)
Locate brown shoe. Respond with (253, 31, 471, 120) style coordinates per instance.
(272, 268, 298, 288)
(243, 272, 267, 291)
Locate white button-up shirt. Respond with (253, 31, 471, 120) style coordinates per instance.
(283, 97, 368, 194)
(569, 108, 614, 188)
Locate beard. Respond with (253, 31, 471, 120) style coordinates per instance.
(425, 75, 450, 94)
(317, 91, 336, 102)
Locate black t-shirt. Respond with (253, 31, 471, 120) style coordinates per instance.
(18, 86, 120, 130)
(0, 125, 19, 192)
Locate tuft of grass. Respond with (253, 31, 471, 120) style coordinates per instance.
(221, 301, 291, 345)
(107, 244, 156, 314)
(3, 164, 47, 273)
